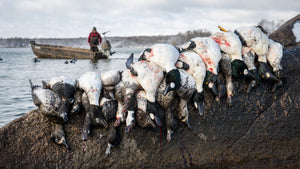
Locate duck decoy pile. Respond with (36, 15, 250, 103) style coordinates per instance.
(29, 25, 285, 155)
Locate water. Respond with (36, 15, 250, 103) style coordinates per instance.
(0, 47, 143, 127)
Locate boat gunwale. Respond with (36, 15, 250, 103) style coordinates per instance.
(30, 41, 109, 59)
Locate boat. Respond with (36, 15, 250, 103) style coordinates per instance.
(30, 41, 110, 59)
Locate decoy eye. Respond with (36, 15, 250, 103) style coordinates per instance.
(208, 82, 214, 88)
(149, 113, 155, 120)
(170, 82, 175, 89)
(206, 82, 208, 84)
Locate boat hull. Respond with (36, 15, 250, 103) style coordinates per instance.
(30, 41, 109, 59)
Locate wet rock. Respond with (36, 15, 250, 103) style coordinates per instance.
(269, 14, 300, 48)
(0, 46, 300, 168)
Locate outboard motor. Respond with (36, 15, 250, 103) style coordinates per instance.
(101, 31, 114, 56)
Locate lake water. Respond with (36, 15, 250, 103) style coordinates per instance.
(0, 47, 143, 127)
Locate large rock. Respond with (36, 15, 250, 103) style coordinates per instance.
(269, 14, 300, 48)
(1, 46, 300, 168)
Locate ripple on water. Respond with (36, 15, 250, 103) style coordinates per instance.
(0, 47, 144, 127)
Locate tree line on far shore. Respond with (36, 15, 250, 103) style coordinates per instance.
(0, 19, 283, 48)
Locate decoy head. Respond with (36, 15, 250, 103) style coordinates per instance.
(164, 69, 181, 95)
(231, 59, 255, 79)
(136, 109, 156, 128)
(58, 99, 69, 122)
(138, 48, 152, 61)
(258, 62, 278, 81)
(181, 40, 196, 52)
(192, 91, 205, 116)
(204, 71, 218, 96)
(71, 89, 83, 114)
(51, 131, 69, 149)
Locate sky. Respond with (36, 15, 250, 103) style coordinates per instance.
(0, 0, 299, 38)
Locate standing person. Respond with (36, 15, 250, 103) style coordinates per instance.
(88, 27, 102, 52)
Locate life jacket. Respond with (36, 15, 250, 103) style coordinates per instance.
(90, 33, 99, 46)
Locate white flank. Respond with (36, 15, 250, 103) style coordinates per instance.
(145, 43, 179, 72)
(126, 111, 135, 126)
(78, 72, 102, 105)
(100, 70, 121, 86)
(293, 22, 300, 43)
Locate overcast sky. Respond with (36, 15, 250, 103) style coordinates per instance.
(0, 0, 299, 38)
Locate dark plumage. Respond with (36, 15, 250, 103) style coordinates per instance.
(258, 62, 278, 82)
(136, 109, 156, 128)
(105, 124, 121, 155)
(156, 78, 178, 142)
(219, 53, 234, 106)
(165, 103, 177, 142)
(51, 82, 75, 99)
(203, 71, 218, 96)
(164, 69, 181, 95)
(135, 91, 156, 128)
(231, 60, 255, 79)
(29, 80, 68, 123)
(33, 58, 40, 62)
(71, 89, 83, 114)
(81, 92, 108, 141)
(100, 97, 117, 122)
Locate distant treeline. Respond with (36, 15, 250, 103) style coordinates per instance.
(0, 29, 211, 48)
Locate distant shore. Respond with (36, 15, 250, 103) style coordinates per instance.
(0, 29, 211, 48)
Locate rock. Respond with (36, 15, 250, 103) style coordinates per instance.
(269, 14, 300, 48)
(0, 45, 300, 168)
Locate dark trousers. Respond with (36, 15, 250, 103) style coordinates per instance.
(90, 45, 99, 52)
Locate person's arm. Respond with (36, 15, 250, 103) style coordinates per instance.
(88, 33, 91, 45)
(98, 33, 102, 45)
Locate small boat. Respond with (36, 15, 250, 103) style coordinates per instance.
(30, 41, 110, 59)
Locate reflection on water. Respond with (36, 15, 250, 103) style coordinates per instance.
(0, 47, 142, 127)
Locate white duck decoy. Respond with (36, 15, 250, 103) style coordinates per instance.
(210, 30, 255, 80)
(155, 77, 178, 142)
(76, 71, 108, 140)
(113, 70, 139, 133)
(176, 51, 206, 116)
(218, 52, 234, 105)
(138, 43, 182, 95)
(155, 73, 195, 142)
(175, 69, 196, 128)
(125, 53, 164, 130)
(180, 37, 221, 96)
(29, 80, 70, 149)
(100, 70, 122, 100)
(29, 80, 68, 123)
(235, 26, 278, 82)
(267, 39, 284, 92)
(241, 46, 260, 93)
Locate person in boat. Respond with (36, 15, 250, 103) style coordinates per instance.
(88, 27, 102, 52)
